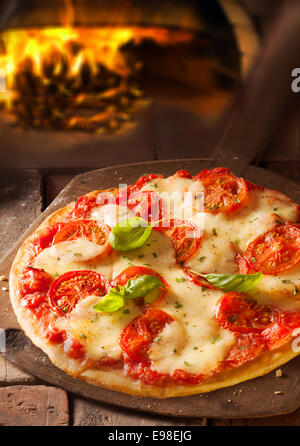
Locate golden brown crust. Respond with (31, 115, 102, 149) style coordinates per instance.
(9, 189, 300, 398)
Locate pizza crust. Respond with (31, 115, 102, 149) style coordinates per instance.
(9, 187, 300, 398)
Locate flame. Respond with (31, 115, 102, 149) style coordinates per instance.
(0, 26, 192, 132)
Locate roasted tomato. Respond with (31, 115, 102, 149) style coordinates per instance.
(194, 167, 231, 180)
(158, 219, 202, 264)
(115, 174, 163, 208)
(244, 224, 300, 275)
(215, 292, 300, 354)
(95, 188, 119, 206)
(52, 219, 112, 260)
(225, 309, 300, 365)
(119, 308, 174, 363)
(215, 292, 279, 334)
(112, 266, 169, 306)
(21, 292, 51, 320)
(45, 328, 85, 360)
(224, 333, 264, 369)
(48, 270, 111, 316)
(127, 190, 164, 225)
(72, 195, 97, 219)
(125, 360, 204, 386)
(175, 169, 193, 179)
(194, 168, 248, 213)
(19, 266, 52, 297)
(134, 173, 163, 190)
(120, 308, 205, 385)
(262, 311, 300, 350)
(235, 254, 254, 274)
(25, 224, 61, 263)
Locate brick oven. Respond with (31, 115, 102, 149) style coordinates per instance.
(0, 0, 263, 169)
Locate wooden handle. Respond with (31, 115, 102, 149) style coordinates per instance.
(212, 0, 300, 176)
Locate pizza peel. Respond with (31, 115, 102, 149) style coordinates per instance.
(1, 2, 300, 418)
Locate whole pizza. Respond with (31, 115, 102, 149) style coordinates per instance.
(9, 168, 300, 398)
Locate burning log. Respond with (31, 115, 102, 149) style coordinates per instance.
(0, 27, 192, 133)
(7, 56, 144, 132)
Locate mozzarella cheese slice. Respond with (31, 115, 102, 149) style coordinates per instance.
(34, 238, 112, 277)
(89, 204, 135, 227)
(56, 295, 140, 361)
(150, 268, 235, 375)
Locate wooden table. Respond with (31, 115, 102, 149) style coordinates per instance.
(0, 103, 299, 426)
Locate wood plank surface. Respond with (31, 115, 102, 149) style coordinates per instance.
(0, 169, 42, 385)
(0, 385, 69, 426)
(73, 397, 207, 426)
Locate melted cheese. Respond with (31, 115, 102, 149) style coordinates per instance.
(30, 174, 300, 380)
(149, 268, 235, 375)
(47, 229, 236, 371)
(51, 231, 178, 361)
(34, 238, 112, 277)
(248, 262, 300, 311)
(56, 295, 140, 361)
(141, 176, 205, 221)
(185, 188, 299, 275)
(149, 321, 187, 361)
(89, 204, 135, 227)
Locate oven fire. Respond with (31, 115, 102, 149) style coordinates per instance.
(0, 27, 191, 133)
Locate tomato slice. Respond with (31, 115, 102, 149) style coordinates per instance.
(245, 224, 300, 275)
(25, 224, 61, 263)
(159, 219, 202, 264)
(21, 292, 51, 320)
(119, 308, 174, 363)
(225, 333, 264, 368)
(175, 169, 193, 179)
(194, 169, 248, 213)
(235, 253, 254, 274)
(19, 266, 52, 297)
(193, 167, 231, 180)
(45, 328, 85, 360)
(121, 306, 205, 386)
(262, 311, 300, 350)
(112, 266, 168, 306)
(52, 219, 112, 259)
(48, 270, 111, 316)
(215, 292, 279, 334)
(215, 291, 300, 354)
(134, 173, 163, 190)
(95, 188, 119, 206)
(124, 360, 204, 386)
(72, 195, 97, 219)
(127, 190, 164, 225)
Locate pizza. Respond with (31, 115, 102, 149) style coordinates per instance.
(9, 167, 300, 398)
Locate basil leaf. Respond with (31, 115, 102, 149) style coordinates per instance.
(202, 271, 263, 292)
(123, 275, 163, 300)
(93, 275, 163, 313)
(93, 289, 124, 313)
(109, 217, 152, 251)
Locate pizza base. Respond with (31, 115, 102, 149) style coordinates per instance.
(9, 190, 300, 398)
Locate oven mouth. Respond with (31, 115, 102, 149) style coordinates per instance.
(0, 1, 260, 168)
(0, 26, 199, 134)
(0, 24, 240, 135)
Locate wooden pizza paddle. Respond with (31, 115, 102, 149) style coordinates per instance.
(1, 1, 300, 418)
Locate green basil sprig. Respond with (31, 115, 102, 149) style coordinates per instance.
(93, 289, 125, 313)
(109, 217, 152, 251)
(93, 275, 163, 313)
(201, 271, 262, 292)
